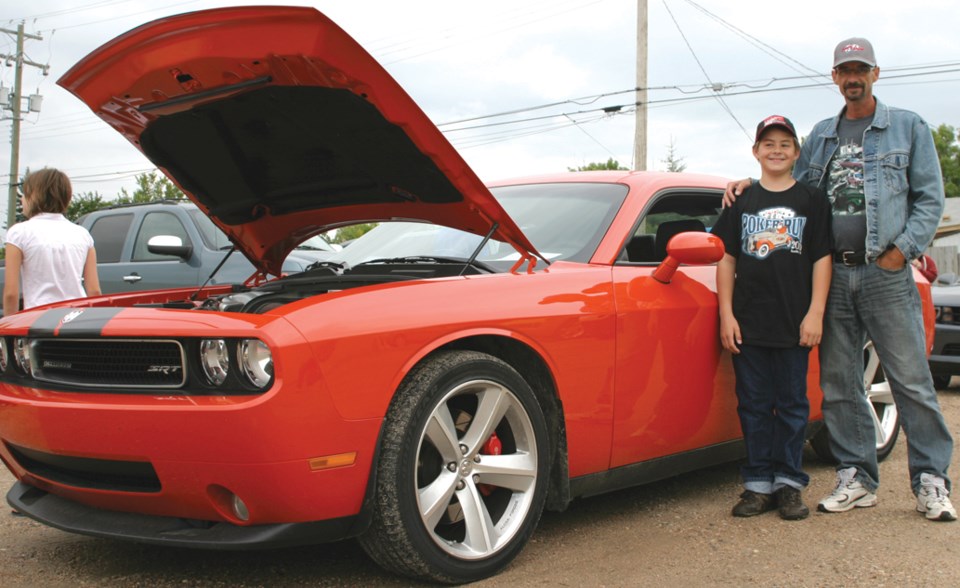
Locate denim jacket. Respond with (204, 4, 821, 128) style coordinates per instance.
(793, 97, 944, 262)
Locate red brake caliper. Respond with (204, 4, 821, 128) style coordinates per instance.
(478, 432, 502, 496)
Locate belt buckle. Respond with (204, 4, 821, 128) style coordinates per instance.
(842, 251, 858, 266)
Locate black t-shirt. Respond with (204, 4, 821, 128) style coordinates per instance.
(829, 114, 872, 252)
(712, 182, 833, 348)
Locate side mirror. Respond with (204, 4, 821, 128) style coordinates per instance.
(147, 235, 193, 259)
(652, 232, 725, 284)
(936, 272, 958, 286)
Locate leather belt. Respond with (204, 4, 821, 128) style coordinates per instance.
(834, 250, 868, 266)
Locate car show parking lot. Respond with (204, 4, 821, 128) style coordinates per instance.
(2, 387, 959, 587)
(0, 5, 955, 585)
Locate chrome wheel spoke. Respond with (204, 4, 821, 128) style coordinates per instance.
(461, 385, 510, 451)
(475, 453, 537, 492)
(418, 471, 459, 531)
(869, 401, 887, 445)
(862, 342, 880, 389)
(862, 341, 897, 449)
(458, 482, 498, 554)
(424, 402, 462, 463)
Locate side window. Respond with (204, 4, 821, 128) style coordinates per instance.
(620, 191, 722, 264)
(88, 213, 134, 263)
(188, 208, 233, 250)
(132, 212, 191, 261)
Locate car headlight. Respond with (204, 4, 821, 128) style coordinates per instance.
(239, 339, 272, 389)
(0, 338, 8, 372)
(13, 337, 31, 375)
(942, 306, 955, 324)
(200, 339, 229, 386)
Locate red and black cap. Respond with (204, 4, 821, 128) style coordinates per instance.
(755, 115, 797, 142)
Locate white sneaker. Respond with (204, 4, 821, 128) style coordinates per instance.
(916, 473, 957, 522)
(818, 467, 878, 513)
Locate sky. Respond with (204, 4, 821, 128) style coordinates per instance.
(1, 0, 959, 223)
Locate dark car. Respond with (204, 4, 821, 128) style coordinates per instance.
(929, 273, 960, 388)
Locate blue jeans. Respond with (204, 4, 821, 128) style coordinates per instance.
(732, 344, 811, 493)
(820, 263, 953, 494)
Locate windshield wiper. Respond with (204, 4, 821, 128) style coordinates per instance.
(305, 260, 347, 273)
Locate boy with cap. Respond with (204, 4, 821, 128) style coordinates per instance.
(712, 115, 833, 520)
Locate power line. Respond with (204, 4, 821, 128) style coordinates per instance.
(662, 0, 748, 139)
(30, 0, 202, 33)
(681, 0, 823, 79)
(444, 66, 960, 148)
(6, 0, 144, 22)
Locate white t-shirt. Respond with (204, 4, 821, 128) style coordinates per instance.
(4, 212, 95, 310)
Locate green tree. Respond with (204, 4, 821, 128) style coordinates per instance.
(116, 171, 186, 204)
(567, 158, 628, 172)
(932, 124, 960, 198)
(332, 223, 377, 244)
(661, 138, 687, 173)
(67, 191, 108, 222)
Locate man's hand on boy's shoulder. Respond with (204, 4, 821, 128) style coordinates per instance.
(722, 178, 752, 208)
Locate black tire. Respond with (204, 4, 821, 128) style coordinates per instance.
(933, 374, 951, 390)
(359, 350, 550, 584)
(811, 341, 900, 463)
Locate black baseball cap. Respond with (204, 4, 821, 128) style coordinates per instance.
(755, 115, 797, 142)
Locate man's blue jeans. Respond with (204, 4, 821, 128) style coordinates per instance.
(820, 262, 953, 494)
(732, 344, 811, 493)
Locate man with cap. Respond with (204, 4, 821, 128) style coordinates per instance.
(725, 38, 955, 522)
(713, 114, 833, 520)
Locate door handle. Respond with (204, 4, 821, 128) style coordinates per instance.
(123, 274, 143, 283)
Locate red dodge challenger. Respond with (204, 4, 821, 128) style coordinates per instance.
(0, 6, 930, 584)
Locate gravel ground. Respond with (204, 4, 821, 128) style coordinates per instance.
(1, 386, 959, 587)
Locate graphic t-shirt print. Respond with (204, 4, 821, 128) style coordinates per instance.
(740, 206, 807, 259)
(827, 141, 865, 215)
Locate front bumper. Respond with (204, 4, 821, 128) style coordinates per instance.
(7, 481, 368, 549)
(929, 323, 960, 375)
(0, 342, 382, 531)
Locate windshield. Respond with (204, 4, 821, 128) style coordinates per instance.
(327, 182, 627, 272)
(298, 235, 340, 252)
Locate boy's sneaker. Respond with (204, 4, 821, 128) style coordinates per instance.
(774, 486, 809, 520)
(817, 467, 878, 513)
(916, 473, 957, 522)
(732, 490, 776, 517)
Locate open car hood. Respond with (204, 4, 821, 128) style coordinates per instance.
(58, 6, 542, 275)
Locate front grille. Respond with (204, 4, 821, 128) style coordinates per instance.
(31, 339, 186, 388)
(942, 343, 960, 357)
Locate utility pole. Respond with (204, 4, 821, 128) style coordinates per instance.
(633, 0, 648, 170)
(1, 22, 47, 231)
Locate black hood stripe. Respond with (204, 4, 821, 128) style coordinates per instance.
(28, 308, 124, 337)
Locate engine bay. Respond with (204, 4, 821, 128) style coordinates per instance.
(184, 258, 492, 314)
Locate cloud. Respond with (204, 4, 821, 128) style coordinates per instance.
(1, 0, 958, 217)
